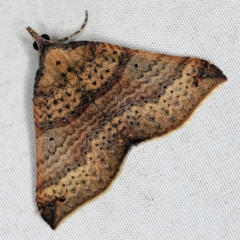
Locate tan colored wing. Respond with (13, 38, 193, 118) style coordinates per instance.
(33, 41, 226, 229)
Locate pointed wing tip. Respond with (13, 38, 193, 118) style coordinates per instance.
(210, 63, 227, 82)
(38, 201, 59, 230)
(41, 212, 58, 230)
(206, 62, 227, 81)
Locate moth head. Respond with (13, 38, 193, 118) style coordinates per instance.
(26, 26, 51, 51)
(26, 10, 88, 52)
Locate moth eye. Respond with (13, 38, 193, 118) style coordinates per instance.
(41, 34, 50, 40)
(33, 42, 38, 51)
(33, 34, 50, 50)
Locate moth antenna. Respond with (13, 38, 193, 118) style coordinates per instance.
(57, 10, 88, 42)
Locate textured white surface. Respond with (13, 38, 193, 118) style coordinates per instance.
(0, 0, 239, 239)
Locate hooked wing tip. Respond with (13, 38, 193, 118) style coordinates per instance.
(199, 60, 227, 82)
(38, 201, 58, 229)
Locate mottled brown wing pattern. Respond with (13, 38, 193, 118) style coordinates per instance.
(27, 27, 226, 229)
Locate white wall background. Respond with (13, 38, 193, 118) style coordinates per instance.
(0, 1, 239, 239)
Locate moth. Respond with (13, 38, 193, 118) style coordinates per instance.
(27, 11, 227, 229)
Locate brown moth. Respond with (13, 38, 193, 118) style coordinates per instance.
(26, 11, 227, 229)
